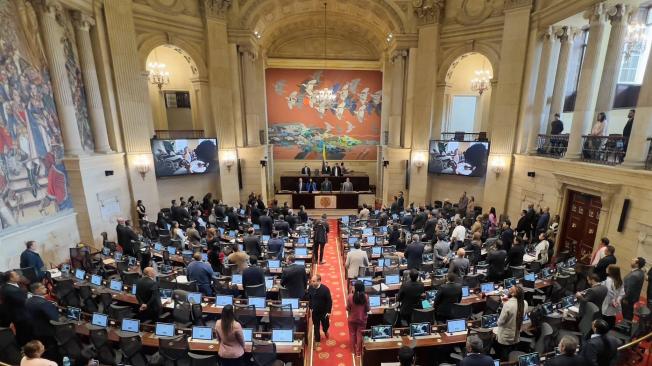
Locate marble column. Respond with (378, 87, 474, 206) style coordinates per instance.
(72, 11, 113, 154)
(527, 27, 556, 154)
(35, 0, 84, 156)
(190, 77, 215, 137)
(595, 4, 628, 116)
(548, 26, 575, 124)
(240, 46, 262, 146)
(388, 49, 407, 148)
(565, 3, 608, 160)
(623, 37, 652, 168)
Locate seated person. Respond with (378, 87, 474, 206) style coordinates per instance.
(547, 335, 582, 366)
(460, 335, 494, 366)
(20, 340, 57, 366)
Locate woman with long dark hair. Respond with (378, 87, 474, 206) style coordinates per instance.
(346, 281, 370, 357)
(214, 304, 245, 366)
(602, 264, 624, 329)
(494, 285, 528, 360)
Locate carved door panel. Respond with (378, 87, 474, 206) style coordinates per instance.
(559, 190, 601, 264)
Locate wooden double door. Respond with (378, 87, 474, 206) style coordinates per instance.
(558, 190, 602, 264)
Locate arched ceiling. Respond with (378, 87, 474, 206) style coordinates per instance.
(233, 0, 409, 60)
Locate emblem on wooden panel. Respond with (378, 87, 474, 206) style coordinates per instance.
(578, 207, 584, 214)
(571, 223, 577, 228)
(572, 205, 577, 212)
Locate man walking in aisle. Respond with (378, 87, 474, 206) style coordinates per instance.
(313, 213, 329, 264)
(308, 274, 332, 345)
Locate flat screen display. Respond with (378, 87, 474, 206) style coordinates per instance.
(385, 274, 400, 285)
(518, 352, 541, 366)
(92, 313, 108, 327)
(155, 322, 175, 337)
(243, 328, 253, 342)
(187, 292, 202, 305)
(295, 248, 308, 256)
(121, 318, 140, 333)
(232, 274, 243, 285)
(66, 307, 81, 321)
(110, 279, 123, 292)
(272, 329, 293, 343)
(462, 286, 469, 297)
(281, 298, 299, 309)
(367, 236, 376, 245)
(427, 140, 489, 177)
(524, 273, 536, 282)
(215, 295, 233, 307)
(447, 319, 467, 333)
(482, 314, 498, 328)
(248, 297, 266, 309)
(75, 269, 86, 281)
(192, 326, 212, 340)
(369, 295, 381, 307)
(372, 246, 381, 255)
(268, 260, 280, 269)
(481, 283, 494, 293)
(504, 277, 517, 289)
(151, 138, 218, 177)
(410, 322, 431, 337)
(371, 325, 392, 340)
(561, 295, 576, 309)
(91, 274, 102, 286)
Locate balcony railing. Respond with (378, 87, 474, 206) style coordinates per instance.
(536, 134, 569, 158)
(440, 132, 488, 142)
(154, 130, 204, 139)
(646, 138, 652, 170)
(580, 135, 627, 166)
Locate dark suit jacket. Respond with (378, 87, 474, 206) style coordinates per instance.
(298, 210, 308, 224)
(412, 212, 427, 230)
(308, 284, 332, 315)
(259, 215, 274, 235)
(582, 284, 608, 310)
(398, 280, 425, 317)
(227, 211, 239, 230)
(305, 182, 318, 193)
(433, 282, 462, 318)
(506, 244, 525, 268)
(487, 249, 507, 279)
(135, 277, 161, 320)
(379, 213, 389, 226)
(594, 255, 616, 281)
(301, 166, 311, 175)
(623, 268, 645, 302)
(286, 215, 298, 230)
(116, 224, 138, 255)
(579, 334, 619, 366)
(20, 250, 46, 280)
(267, 238, 284, 259)
(242, 266, 265, 288)
(281, 264, 308, 299)
(274, 221, 290, 234)
(1, 284, 29, 323)
(500, 228, 514, 252)
(397, 196, 405, 211)
(546, 354, 585, 366)
(243, 235, 262, 258)
(25, 295, 59, 338)
(459, 353, 495, 366)
(424, 218, 437, 240)
(331, 166, 342, 176)
(404, 242, 424, 270)
(320, 181, 332, 192)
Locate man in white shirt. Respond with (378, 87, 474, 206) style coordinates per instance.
(534, 232, 549, 265)
(451, 220, 466, 248)
(345, 242, 369, 279)
(358, 204, 370, 220)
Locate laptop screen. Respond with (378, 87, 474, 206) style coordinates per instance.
(215, 295, 233, 307)
(298, 237, 308, 245)
(504, 277, 516, 289)
(114, 252, 123, 261)
(121, 318, 140, 333)
(272, 329, 293, 343)
(229, 230, 237, 238)
(242, 328, 253, 342)
(110, 279, 123, 292)
(91, 274, 102, 286)
(385, 274, 400, 285)
(371, 325, 392, 340)
(348, 237, 358, 245)
(253, 224, 260, 230)
(232, 274, 243, 285)
(131, 284, 137, 295)
(447, 319, 467, 333)
(218, 227, 225, 235)
(482, 314, 498, 328)
(91, 312, 108, 327)
(462, 286, 469, 297)
(66, 307, 81, 321)
(567, 257, 577, 267)
(295, 248, 308, 256)
(154, 243, 163, 251)
(542, 302, 554, 315)
(102, 247, 111, 256)
(159, 289, 173, 299)
(363, 228, 373, 235)
(367, 236, 376, 245)
(155, 323, 175, 337)
(187, 292, 202, 305)
(480, 283, 494, 293)
(369, 295, 381, 307)
(281, 298, 299, 309)
(524, 273, 536, 282)
(248, 297, 266, 309)
(268, 260, 280, 269)
(410, 322, 431, 337)
(167, 246, 177, 255)
(75, 269, 86, 281)
(372, 246, 381, 255)
(192, 326, 212, 340)
(494, 360, 500, 366)
(517, 352, 541, 366)
(61, 264, 70, 273)
(561, 295, 576, 309)
(265, 278, 275, 290)
(262, 235, 270, 242)
(542, 267, 552, 278)
(341, 216, 349, 224)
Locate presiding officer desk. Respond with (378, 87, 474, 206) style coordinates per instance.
(279, 171, 370, 191)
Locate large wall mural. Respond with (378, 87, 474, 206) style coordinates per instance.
(266, 68, 382, 160)
(0, 0, 73, 231)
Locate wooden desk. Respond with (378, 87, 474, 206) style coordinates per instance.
(362, 332, 466, 365)
(291, 192, 359, 209)
(280, 172, 370, 191)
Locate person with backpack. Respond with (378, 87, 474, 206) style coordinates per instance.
(313, 214, 330, 264)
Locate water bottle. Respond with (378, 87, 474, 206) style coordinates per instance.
(62, 356, 71, 366)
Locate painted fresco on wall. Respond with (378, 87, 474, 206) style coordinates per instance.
(0, 0, 73, 231)
(266, 68, 381, 160)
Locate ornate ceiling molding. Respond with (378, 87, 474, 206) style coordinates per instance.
(454, 0, 494, 26)
(202, 0, 232, 19)
(504, 0, 533, 11)
(412, 0, 444, 25)
(552, 172, 621, 212)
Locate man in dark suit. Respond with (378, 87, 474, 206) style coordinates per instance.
(301, 164, 311, 175)
(434, 273, 462, 321)
(547, 335, 583, 366)
(506, 236, 525, 268)
(424, 212, 437, 241)
(259, 211, 274, 235)
(305, 178, 318, 193)
(378, 209, 390, 227)
(286, 210, 298, 230)
(313, 214, 330, 264)
(298, 206, 308, 223)
(25, 282, 58, 349)
(577, 273, 608, 312)
(242, 256, 265, 288)
(116, 218, 139, 256)
(412, 207, 427, 231)
(274, 216, 291, 235)
(500, 220, 514, 253)
(281, 255, 308, 299)
(404, 236, 424, 271)
(308, 274, 332, 344)
(267, 231, 285, 259)
(622, 257, 646, 320)
(20, 241, 46, 281)
(226, 207, 239, 230)
(397, 191, 405, 212)
(486, 241, 507, 282)
(321, 162, 331, 175)
(331, 163, 343, 177)
(594, 245, 617, 281)
(1, 271, 31, 344)
(460, 335, 494, 366)
(135, 267, 162, 323)
(579, 319, 619, 366)
(243, 228, 262, 258)
(390, 196, 399, 215)
(320, 178, 333, 192)
(398, 269, 425, 324)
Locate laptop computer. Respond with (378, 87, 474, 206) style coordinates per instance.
(371, 325, 392, 340)
(121, 318, 140, 333)
(268, 260, 281, 269)
(367, 236, 377, 245)
(262, 235, 270, 242)
(369, 295, 381, 308)
(265, 277, 275, 290)
(91, 313, 108, 327)
(384, 274, 400, 286)
(517, 352, 541, 366)
(446, 319, 467, 335)
(348, 237, 359, 245)
(66, 307, 81, 321)
(281, 298, 299, 310)
(295, 248, 308, 256)
(102, 247, 111, 256)
(192, 326, 213, 341)
(74, 269, 86, 281)
(524, 273, 536, 282)
(297, 237, 308, 245)
(232, 274, 243, 285)
(154, 242, 164, 251)
(372, 246, 382, 255)
(566, 257, 577, 268)
(481, 314, 499, 328)
(159, 289, 173, 300)
(167, 246, 177, 255)
(462, 286, 470, 297)
(215, 295, 233, 307)
(110, 279, 123, 292)
(341, 216, 349, 224)
(480, 283, 495, 294)
(187, 292, 202, 305)
(504, 277, 517, 289)
(410, 322, 431, 337)
(61, 264, 71, 274)
(248, 297, 266, 309)
(243, 328, 253, 342)
(271, 329, 293, 343)
(363, 228, 373, 236)
(155, 322, 175, 337)
(114, 252, 123, 261)
(542, 302, 555, 315)
(90, 274, 102, 286)
(229, 230, 237, 238)
(560, 295, 577, 309)
(131, 284, 137, 295)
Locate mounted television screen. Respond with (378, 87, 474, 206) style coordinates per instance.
(427, 140, 489, 177)
(151, 138, 218, 177)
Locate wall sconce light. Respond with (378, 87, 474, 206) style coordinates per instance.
(223, 151, 237, 172)
(489, 155, 506, 178)
(135, 155, 150, 180)
(413, 152, 427, 171)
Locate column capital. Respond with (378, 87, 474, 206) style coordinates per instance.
(584, 2, 608, 24)
(72, 11, 95, 31)
(390, 49, 408, 64)
(238, 44, 258, 61)
(538, 26, 554, 41)
(201, 0, 231, 20)
(32, 0, 64, 22)
(412, 0, 444, 25)
(607, 4, 627, 24)
(387, 33, 418, 53)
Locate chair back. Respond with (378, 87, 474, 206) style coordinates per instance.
(450, 303, 473, 319)
(410, 308, 435, 324)
(51, 320, 85, 361)
(121, 271, 140, 286)
(119, 334, 147, 366)
(89, 328, 116, 365)
(245, 283, 267, 298)
(278, 285, 291, 300)
(54, 278, 80, 307)
(191, 303, 204, 326)
(269, 303, 295, 330)
(158, 335, 190, 363)
(534, 322, 554, 354)
(98, 291, 114, 313)
(579, 302, 601, 339)
(252, 340, 279, 366)
(173, 301, 193, 324)
(509, 266, 525, 279)
(234, 304, 259, 329)
(109, 304, 133, 322)
(462, 274, 480, 289)
(0, 327, 22, 365)
(188, 352, 219, 366)
(176, 280, 198, 293)
(382, 307, 399, 326)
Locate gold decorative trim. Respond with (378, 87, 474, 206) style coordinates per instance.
(265, 58, 381, 71)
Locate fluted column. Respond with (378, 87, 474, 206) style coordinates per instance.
(35, 0, 84, 156)
(388, 49, 407, 148)
(623, 41, 652, 167)
(527, 27, 556, 154)
(72, 11, 112, 154)
(595, 4, 628, 116)
(240, 46, 261, 147)
(548, 26, 575, 126)
(190, 77, 215, 136)
(565, 3, 608, 160)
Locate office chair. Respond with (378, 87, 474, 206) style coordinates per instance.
(278, 285, 291, 300)
(54, 278, 81, 308)
(382, 307, 399, 326)
(89, 328, 116, 365)
(269, 303, 295, 330)
(450, 303, 473, 320)
(98, 291, 114, 314)
(118, 334, 148, 366)
(188, 352, 218, 366)
(245, 284, 267, 298)
(191, 304, 205, 326)
(252, 340, 284, 366)
(0, 327, 22, 365)
(462, 274, 481, 289)
(116, 261, 129, 274)
(234, 304, 259, 330)
(121, 271, 140, 286)
(78, 284, 98, 313)
(411, 308, 435, 324)
(526, 261, 541, 274)
(109, 304, 134, 322)
(176, 280, 198, 293)
(509, 266, 525, 280)
(172, 301, 193, 328)
(559, 302, 601, 342)
(51, 320, 93, 364)
(158, 277, 177, 290)
(157, 334, 190, 366)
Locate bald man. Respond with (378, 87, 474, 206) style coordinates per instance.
(449, 248, 469, 280)
(135, 267, 161, 322)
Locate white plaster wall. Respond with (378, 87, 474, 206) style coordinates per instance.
(156, 174, 220, 208)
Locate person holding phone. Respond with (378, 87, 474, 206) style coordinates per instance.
(346, 281, 370, 357)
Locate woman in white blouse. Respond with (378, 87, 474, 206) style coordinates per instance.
(171, 221, 187, 243)
(602, 264, 624, 329)
(534, 232, 549, 265)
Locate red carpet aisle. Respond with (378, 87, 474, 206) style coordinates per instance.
(310, 219, 355, 366)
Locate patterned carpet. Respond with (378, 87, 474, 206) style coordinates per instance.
(310, 220, 355, 366)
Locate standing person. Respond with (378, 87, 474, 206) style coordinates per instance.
(589, 112, 608, 158)
(301, 164, 311, 175)
(345, 242, 369, 280)
(506, 236, 525, 268)
(398, 270, 425, 324)
(622, 257, 646, 321)
(494, 285, 528, 360)
(534, 232, 550, 265)
(1, 271, 31, 345)
(579, 319, 619, 366)
(20, 241, 46, 281)
(346, 281, 369, 357)
(488, 207, 498, 237)
(313, 214, 329, 264)
(433, 273, 462, 322)
(449, 248, 470, 279)
(298, 205, 308, 223)
(458, 192, 469, 216)
(214, 305, 245, 366)
(500, 220, 514, 253)
(576, 273, 608, 311)
(25, 283, 58, 352)
(486, 241, 507, 282)
(601, 265, 624, 329)
(404, 235, 425, 271)
(116, 218, 138, 256)
(623, 109, 635, 152)
(536, 207, 550, 235)
(243, 228, 262, 258)
(20, 340, 57, 366)
(135, 267, 162, 323)
(550, 113, 564, 135)
(451, 219, 466, 249)
(331, 162, 343, 177)
(281, 255, 308, 299)
(460, 335, 494, 366)
(594, 245, 617, 281)
(187, 252, 215, 295)
(341, 177, 354, 192)
(397, 191, 405, 212)
(308, 274, 332, 345)
(136, 200, 146, 221)
(466, 196, 476, 219)
(591, 238, 610, 266)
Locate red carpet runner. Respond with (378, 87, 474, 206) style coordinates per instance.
(310, 219, 355, 366)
